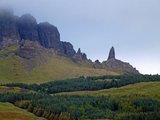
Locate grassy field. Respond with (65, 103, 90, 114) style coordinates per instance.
(0, 46, 118, 84)
(0, 86, 33, 93)
(0, 81, 159, 120)
(58, 81, 160, 118)
(59, 82, 160, 100)
(0, 102, 45, 120)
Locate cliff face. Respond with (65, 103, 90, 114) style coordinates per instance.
(37, 22, 64, 54)
(0, 9, 140, 75)
(0, 10, 76, 57)
(62, 41, 76, 57)
(0, 9, 20, 49)
(18, 14, 39, 41)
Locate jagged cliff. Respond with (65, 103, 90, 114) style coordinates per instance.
(0, 9, 139, 83)
(0, 9, 82, 58)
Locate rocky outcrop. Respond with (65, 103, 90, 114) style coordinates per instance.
(103, 46, 139, 74)
(0, 9, 78, 57)
(16, 40, 41, 59)
(108, 46, 115, 60)
(95, 60, 101, 64)
(0, 9, 140, 75)
(103, 59, 139, 74)
(15, 40, 56, 71)
(18, 14, 39, 41)
(0, 9, 20, 49)
(62, 41, 76, 57)
(73, 48, 87, 61)
(37, 22, 64, 53)
(16, 40, 54, 59)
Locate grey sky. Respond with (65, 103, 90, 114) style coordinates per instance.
(1, 0, 160, 74)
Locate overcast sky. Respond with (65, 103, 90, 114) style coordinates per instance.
(1, 0, 160, 74)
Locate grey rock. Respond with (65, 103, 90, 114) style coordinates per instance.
(103, 46, 140, 74)
(77, 48, 81, 54)
(62, 41, 76, 57)
(16, 40, 39, 59)
(16, 47, 37, 59)
(37, 22, 64, 53)
(108, 46, 115, 60)
(15, 40, 53, 60)
(0, 9, 20, 44)
(17, 14, 39, 41)
(73, 48, 88, 61)
(82, 53, 87, 60)
(0, 10, 75, 57)
(103, 59, 139, 74)
(95, 60, 101, 64)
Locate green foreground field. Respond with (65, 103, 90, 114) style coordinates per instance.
(0, 102, 45, 120)
(0, 75, 160, 120)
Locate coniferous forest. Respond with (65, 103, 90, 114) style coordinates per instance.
(0, 75, 160, 120)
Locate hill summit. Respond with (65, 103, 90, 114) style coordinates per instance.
(0, 9, 139, 83)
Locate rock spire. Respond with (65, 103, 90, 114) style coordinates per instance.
(108, 46, 115, 60)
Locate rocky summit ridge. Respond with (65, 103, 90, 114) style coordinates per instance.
(0, 9, 84, 59)
(0, 9, 139, 75)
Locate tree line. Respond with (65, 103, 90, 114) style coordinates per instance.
(0, 93, 160, 120)
(1, 74, 160, 120)
(3, 74, 160, 94)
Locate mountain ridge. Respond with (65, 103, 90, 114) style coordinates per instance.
(0, 9, 139, 83)
(0, 9, 77, 57)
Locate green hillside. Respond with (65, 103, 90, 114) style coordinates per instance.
(0, 76, 160, 120)
(57, 82, 160, 120)
(0, 102, 45, 120)
(0, 86, 34, 93)
(59, 82, 160, 99)
(0, 46, 118, 84)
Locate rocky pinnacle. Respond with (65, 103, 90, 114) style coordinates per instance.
(108, 46, 115, 60)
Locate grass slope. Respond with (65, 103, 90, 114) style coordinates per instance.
(0, 102, 45, 120)
(59, 82, 160, 100)
(0, 46, 118, 84)
(0, 86, 34, 93)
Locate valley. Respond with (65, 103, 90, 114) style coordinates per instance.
(0, 75, 159, 120)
